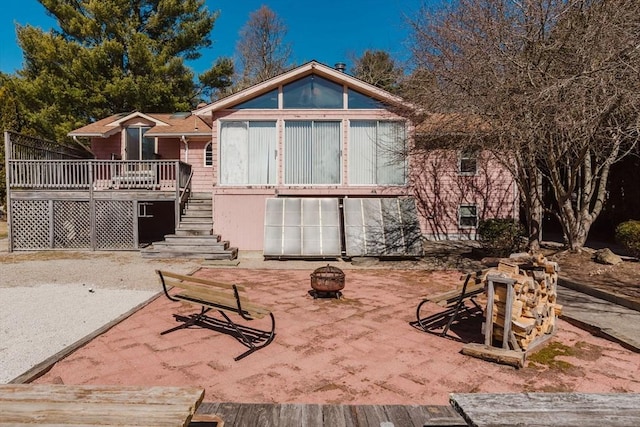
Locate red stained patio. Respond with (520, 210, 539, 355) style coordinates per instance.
(33, 268, 640, 405)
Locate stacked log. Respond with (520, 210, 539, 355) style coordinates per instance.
(480, 253, 560, 352)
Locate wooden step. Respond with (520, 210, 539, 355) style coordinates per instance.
(177, 221, 213, 229)
(164, 234, 221, 244)
(150, 241, 230, 251)
(181, 211, 212, 219)
(174, 228, 213, 237)
(141, 247, 238, 260)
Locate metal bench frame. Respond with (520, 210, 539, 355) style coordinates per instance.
(157, 270, 276, 361)
(415, 272, 484, 339)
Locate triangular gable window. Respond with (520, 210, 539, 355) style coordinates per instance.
(348, 89, 385, 109)
(232, 89, 279, 109)
(283, 75, 343, 109)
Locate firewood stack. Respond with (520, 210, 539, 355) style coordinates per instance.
(479, 253, 561, 352)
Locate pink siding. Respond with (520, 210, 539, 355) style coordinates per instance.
(213, 192, 271, 251)
(91, 134, 121, 159)
(410, 150, 517, 240)
(157, 138, 179, 159)
(180, 138, 213, 192)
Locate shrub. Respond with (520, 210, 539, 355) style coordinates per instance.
(615, 220, 640, 258)
(477, 218, 525, 257)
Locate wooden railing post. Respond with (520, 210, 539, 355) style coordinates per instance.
(4, 131, 13, 252)
(175, 161, 181, 229)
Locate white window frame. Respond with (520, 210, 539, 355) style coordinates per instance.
(284, 120, 342, 185)
(204, 141, 213, 167)
(124, 126, 156, 160)
(459, 149, 478, 175)
(218, 120, 277, 185)
(348, 120, 406, 186)
(459, 204, 478, 228)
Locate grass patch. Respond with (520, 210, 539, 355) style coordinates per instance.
(528, 342, 575, 370)
(0, 220, 7, 239)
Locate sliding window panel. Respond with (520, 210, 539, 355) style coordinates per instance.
(248, 122, 277, 184)
(220, 121, 249, 184)
(377, 122, 406, 185)
(312, 121, 341, 184)
(349, 121, 377, 185)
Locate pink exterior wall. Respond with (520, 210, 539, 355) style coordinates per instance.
(157, 137, 179, 159)
(91, 134, 121, 159)
(209, 109, 412, 251)
(410, 149, 518, 240)
(181, 138, 213, 193)
(213, 191, 271, 251)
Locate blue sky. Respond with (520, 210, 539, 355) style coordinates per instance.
(0, 0, 433, 76)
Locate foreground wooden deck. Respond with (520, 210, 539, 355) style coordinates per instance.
(450, 393, 640, 427)
(194, 402, 466, 426)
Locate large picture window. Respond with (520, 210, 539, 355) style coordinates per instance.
(219, 121, 277, 185)
(349, 121, 406, 185)
(283, 76, 343, 109)
(284, 121, 341, 184)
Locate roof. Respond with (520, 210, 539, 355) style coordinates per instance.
(68, 112, 212, 138)
(193, 60, 411, 116)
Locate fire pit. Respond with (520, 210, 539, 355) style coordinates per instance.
(310, 265, 345, 299)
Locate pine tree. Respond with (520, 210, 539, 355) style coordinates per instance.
(13, 0, 228, 141)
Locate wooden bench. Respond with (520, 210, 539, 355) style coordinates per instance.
(157, 270, 276, 361)
(415, 272, 485, 338)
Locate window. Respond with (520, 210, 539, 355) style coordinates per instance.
(232, 89, 279, 109)
(283, 75, 344, 109)
(459, 149, 478, 175)
(204, 141, 212, 167)
(459, 205, 478, 228)
(349, 121, 406, 185)
(219, 121, 277, 185)
(284, 121, 341, 184)
(125, 127, 154, 160)
(348, 89, 384, 109)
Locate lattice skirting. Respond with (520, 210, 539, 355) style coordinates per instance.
(10, 199, 136, 250)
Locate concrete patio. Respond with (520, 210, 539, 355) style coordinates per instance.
(32, 267, 640, 406)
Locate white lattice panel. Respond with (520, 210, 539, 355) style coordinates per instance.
(95, 200, 135, 249)
(53, 201, 91, 248)
(11, 200, 50, 250)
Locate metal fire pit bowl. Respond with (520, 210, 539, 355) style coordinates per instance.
(310, 265, 345, 299)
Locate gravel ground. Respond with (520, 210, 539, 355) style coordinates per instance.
(0, 240, 201, 383)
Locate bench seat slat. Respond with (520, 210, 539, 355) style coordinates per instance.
(159, 270, 246, 292)
(425, 283, 484, 307)
(175, 290, 270, 319)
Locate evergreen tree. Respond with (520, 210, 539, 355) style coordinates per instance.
(14, 0, 230, 142)
(351, 50, 404, 93)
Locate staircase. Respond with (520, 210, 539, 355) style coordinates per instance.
(141, 192, 238, 260)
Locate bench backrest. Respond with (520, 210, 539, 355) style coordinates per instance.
(156, 270, 270, 320)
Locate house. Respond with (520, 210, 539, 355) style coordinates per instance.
(4, 61, 518, 257)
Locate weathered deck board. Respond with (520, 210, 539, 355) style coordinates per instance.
(0, 384, 205, 427)
(195, 402, 466, 426)
(450, 392, 640, 427)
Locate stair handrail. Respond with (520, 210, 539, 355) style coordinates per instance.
(175, 162, 194, 228)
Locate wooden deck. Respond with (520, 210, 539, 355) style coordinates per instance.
(194, 402, 466, 426)
(450, 393, 640, 427)
(0, 384, 205, 427)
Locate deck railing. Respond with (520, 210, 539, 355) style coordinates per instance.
(8, 159, 192, 192)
